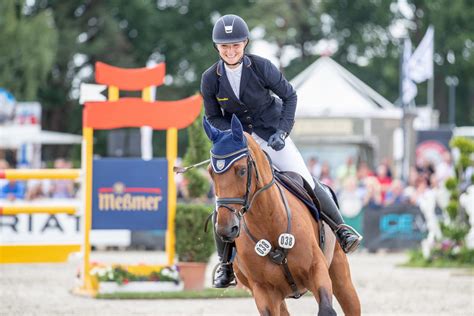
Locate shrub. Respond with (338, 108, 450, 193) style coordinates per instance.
(175, 203, 215, 263)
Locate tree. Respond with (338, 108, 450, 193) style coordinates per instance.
(0, 0, 58, 101)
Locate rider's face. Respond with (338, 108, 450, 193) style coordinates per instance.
(216, 41, 247, 67)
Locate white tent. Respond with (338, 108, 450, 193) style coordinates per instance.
(290, 56, 401, 119)
(0, 125, 82, 149)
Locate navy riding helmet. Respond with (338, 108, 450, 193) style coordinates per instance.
(212, 14, 249, 44)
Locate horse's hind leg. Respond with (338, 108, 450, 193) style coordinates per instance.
(329, 244, 361, 316)
(307, 258, 337, 316)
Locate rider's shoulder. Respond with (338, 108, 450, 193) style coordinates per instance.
(247, 54, 271, 66)
(202, 61, 220, 80)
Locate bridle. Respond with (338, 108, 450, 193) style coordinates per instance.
(214, 150, 275, 226)
(213, 148, 303, 298)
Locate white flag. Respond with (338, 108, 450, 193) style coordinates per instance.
(408, 26, 434, 83)
(79, 83, 107, 104)
(402, 38, 417, 105)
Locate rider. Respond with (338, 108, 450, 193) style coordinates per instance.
(201, 14, 362, 288)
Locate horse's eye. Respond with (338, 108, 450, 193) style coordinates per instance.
(238, 167, 247, 177)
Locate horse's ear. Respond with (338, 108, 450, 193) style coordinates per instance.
(231, 114, 244, 143)
(202, 117, 220, 142)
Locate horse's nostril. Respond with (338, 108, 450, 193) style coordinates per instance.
(231, 225, 239, 235)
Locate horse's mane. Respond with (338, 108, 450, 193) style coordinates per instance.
(244, 133, 272, 185)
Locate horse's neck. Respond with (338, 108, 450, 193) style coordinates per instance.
(245, 180, 289, 240)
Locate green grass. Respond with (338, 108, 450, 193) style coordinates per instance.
(96, 288, 252, 299)
(401, 249, 474, 269)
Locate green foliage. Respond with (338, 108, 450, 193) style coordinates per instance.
(183, 110, 211, 199)
(92, 266, 180, 285)
(445, 177, 458, 190)
(0, 0, 58, 100)
(440, 222, 470, 243)
(445, 200, 459, 220)
(96, 288, 251, 299)
(175, 203, 214, 263)
(450, 137, 474, 155)
(405, 248, 474, 268)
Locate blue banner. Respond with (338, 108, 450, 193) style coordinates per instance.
(92, 158, 168, 230)
(362, 204, 427, 251)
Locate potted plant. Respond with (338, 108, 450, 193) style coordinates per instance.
(175, 203, 215, 290)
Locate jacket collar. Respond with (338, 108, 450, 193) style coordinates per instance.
(216, 55, 252, 76)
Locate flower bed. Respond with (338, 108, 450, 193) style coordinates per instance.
(90, 265, 183, 294)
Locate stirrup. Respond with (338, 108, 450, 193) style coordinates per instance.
(335, 224, 363, 238)
(335, 224, 363, 254)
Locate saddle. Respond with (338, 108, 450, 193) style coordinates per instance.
(274, 171, 321, 222)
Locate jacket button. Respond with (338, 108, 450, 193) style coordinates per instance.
(246, 116, 251, 121)
(248, 124, 253, 129)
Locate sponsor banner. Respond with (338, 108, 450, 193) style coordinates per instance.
(416, 129, 452, 165)
(363, 204, 427, 251)
(92, 158, 168, 230)
(0, 212, 81, 244)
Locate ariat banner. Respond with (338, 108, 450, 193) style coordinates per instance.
(92, 158, 168, 230)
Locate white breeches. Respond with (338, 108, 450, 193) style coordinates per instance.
(251, 133, 315, 189)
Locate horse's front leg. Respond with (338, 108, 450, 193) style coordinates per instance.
(252, 283, 282, 316)
(307, 259, 337, 316)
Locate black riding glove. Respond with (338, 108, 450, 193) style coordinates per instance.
(267, 129, 287, 151)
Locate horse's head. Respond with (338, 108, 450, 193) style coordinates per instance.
(203, 115, 268, 242)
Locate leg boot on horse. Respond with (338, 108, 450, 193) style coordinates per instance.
(213, 223, 236, 288)
(313, 180, 362, 254)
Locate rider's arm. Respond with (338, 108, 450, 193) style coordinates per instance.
(201, 72, 231, 130)
(263, 61, 297, 135)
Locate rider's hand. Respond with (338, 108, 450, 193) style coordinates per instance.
(267, 129, 287, 151)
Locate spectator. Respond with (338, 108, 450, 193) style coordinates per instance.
(0, 159, 9, 191)
(338, 176, 364, 218)
(319, 161, 334, 187)
(404, 166, 420, 204)
(336, 156, 357, 187)
(376, 164, 392, 203)
(48, 158, 75, 198)
(0, 179, 26, 201)
(362, 176, 382, 208)
(384, 179, 407, 206)
(381, 157, 394, 179)
(25, 179, 49, 200)
(416, 157, 435, 187)
(307, 156, 322, 179)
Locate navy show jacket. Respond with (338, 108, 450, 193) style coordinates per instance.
(200, 54, 297, 141)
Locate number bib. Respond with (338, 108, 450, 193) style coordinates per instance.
(278, 233, 295, 249)
(255, 239, 272, 256)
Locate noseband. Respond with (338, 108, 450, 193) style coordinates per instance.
(215, 151, 275, 221)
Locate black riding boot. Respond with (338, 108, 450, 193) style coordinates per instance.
(313, 180, 363, 253)
(213, 213, 236, 288)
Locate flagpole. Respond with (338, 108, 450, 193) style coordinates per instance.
(399, 39, 408, 182)
(428, 76, 434, 108)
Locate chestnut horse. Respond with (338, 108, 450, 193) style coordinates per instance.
(203, 116, 360, 316)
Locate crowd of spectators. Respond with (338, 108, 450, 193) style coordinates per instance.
(0, 158, 77, 201)
(305, 152, 470, 216)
